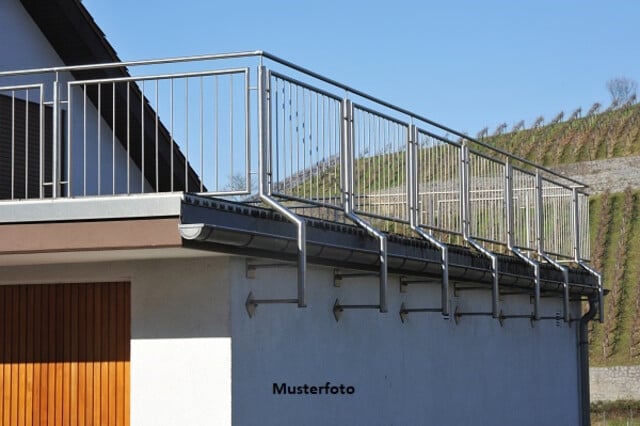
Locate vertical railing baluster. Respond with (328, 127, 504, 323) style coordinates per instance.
(97, 82, 101, 195)
(24, 90, 29, 198)
(112, 82, 116, 194)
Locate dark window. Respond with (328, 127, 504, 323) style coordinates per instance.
(0, 94, 53, 199)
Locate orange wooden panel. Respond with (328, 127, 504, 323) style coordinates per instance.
(0, 282, 130, 426)
(100, 284, 109, 426)
(85, 285, 94, 426)
(70, 284, 79, 426)
(54, 287, 63, 426)
(39, 285, 50, 426)
(47, 285, 55, 426)
(11, 287, 20, 426)
(25, 286, 34, 426)
(116, 283, 125, 426)
(124, 282, 131, 426)
(77, 285, 86, 426)
(108, 284, 117, 426)
(31, 285, 42, 426)
(62, 284, 71, 426)
(18, 286, 27, 426)
(93, 284, 101, 426)
(0, 284, 4, 426)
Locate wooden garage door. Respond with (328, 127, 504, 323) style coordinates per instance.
(0, 282, 130, 426)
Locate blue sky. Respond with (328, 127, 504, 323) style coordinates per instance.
(82, 0, 639, 137)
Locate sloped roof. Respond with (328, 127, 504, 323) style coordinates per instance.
(19, 0, 202, 192)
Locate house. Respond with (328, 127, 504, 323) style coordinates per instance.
(0, 1, 603, 425)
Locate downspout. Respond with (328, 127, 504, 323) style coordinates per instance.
(579, 295, 598, 426)
(572, 185, 601, 425)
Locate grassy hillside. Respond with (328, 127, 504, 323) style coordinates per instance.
(483, 102, 640, 166)
(481, 102, 640, 366)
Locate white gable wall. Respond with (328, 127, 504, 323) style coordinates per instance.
(0, 0, 151, 196)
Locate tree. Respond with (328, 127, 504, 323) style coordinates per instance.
(606, 77, 638, 106)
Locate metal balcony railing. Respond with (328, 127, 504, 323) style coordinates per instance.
(0, 51, 594, 263)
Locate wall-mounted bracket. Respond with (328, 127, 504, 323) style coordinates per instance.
(454, 284, 493, 295)
(399, 276, 441, 293)
(245, 292, 298, 318)
(334, 269, 379, 287)
(575, 261, 604, 324)
(540, 253, 571, 323)
(499, 313, 535, 328)
(333, 298, 380, 322)
(454, 306, 497, 325)
(399, 302, 442, 323)
(246, 259, 296, 279)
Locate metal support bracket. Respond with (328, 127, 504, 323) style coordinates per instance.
(336, 98, 388, 316)
(399, 302, 443, 323)
(246, 259, 296, 279)
(460, 141, 500, 319)
(576, 261, 604, 323)
(540, 253, 571, 323)
(245, 65, 307, 318)
(333, 299, 380, 322)
(505, 161, 541, 320)
(406, 125, 451, 317)
(245, 292, 299, 318)
(334, 269, 379, 287)
(453, 306, 497, 325)
(572, 186, 605, 323)
(499, 313, 535, 328)
(399, 276, 441, 293)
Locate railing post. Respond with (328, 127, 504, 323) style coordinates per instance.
(572, 186, 581, 262)
(337, 97, 387, 314)
(506, 161, 540, 320)
(535, 170, 544, 255)
(505, 160, 514, 249)
(572, 186, 605, 323)
(340, 99, 353, 213)
(407, 125, 417, 228)
(537, 169, 571, 322)
(459, 140, 500, 319)
(254, 65, 307, 310)
(406, 124, 450, 317)
(258, 66, 271, 197)
(460, 141, 469, 238)
(52, 72, 60, 198)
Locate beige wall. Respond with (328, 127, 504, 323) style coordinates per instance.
(0, 255, 231, 426)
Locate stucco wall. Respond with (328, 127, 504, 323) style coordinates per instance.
(591, 366, 640, 402)
(230, 258, 583, 426)
(0, 255, 231, 425)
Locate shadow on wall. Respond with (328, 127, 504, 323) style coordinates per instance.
(130, 256, 231, 340)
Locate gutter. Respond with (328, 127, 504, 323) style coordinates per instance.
(579, 295, 598, 426)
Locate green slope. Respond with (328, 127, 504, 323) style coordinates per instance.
(481, 103, 640, 366)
